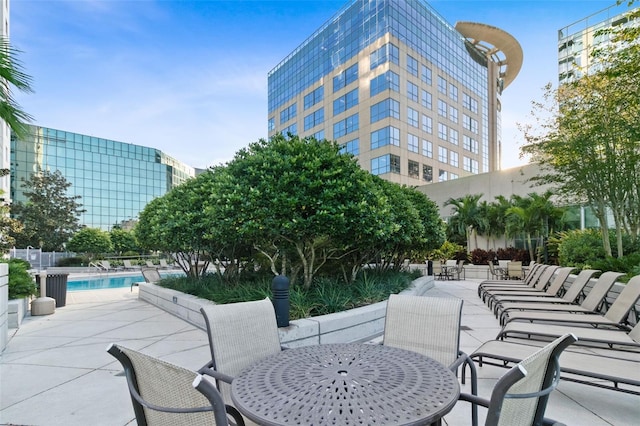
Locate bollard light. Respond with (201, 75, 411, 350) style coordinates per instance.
(271, 275, 290, 327)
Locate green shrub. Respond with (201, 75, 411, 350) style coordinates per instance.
(56, 256, 87, 267)
(557, 229, 606, 268)
(591, 253, 640, 282)
(5, 259, 38, 299)
(158, 269, 416, 320)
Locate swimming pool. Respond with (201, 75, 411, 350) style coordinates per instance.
(68, 275, 146, 291)
(67, 274, 180, 291)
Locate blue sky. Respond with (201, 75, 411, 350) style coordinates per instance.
(11, 0, 629, 169)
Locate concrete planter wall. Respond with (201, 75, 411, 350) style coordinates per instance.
(0, 263, 9, 351)
(138, 275, 435, 347)
(8, 297, 30, 329)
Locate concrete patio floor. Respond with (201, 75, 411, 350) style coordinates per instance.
(1, 279, 638, 425)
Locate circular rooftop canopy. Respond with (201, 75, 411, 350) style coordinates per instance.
(455, 22, 523, 90)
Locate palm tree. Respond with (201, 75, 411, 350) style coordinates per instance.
(445, 194, 484, 251)
(0, 36, 34, 139)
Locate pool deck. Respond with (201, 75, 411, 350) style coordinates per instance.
(1, 279, 639, 425)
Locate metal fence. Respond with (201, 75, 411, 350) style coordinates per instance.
(9, 248, 76, 271)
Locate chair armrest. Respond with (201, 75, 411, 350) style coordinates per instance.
(458, 392, 490, 408)
(198, 366, 236, 384)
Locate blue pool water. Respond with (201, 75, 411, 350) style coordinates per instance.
(68, 275, 145, 291)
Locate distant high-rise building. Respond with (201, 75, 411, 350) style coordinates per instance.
(1, 0, 11, 202)
(267, 0, 522, 185)
(558, 2, 638, 85)
(11, 125, 195, 230)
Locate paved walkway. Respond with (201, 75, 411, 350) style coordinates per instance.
(1, 280, 638, 425)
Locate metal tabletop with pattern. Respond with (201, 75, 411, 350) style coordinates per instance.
(231, 343, 460, 426)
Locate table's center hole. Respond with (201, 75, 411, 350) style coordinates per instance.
(338, 370, 348, 376)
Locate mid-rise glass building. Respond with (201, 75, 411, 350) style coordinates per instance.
(10, 125, 195, 230)
(558, 2, 638, 85)
(268, 0, 522, 185)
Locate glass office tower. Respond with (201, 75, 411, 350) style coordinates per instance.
(10, 125, 195, 230)
(268, 0, 521, 185)
(558, 2, 637, 85)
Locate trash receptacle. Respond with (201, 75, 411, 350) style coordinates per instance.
(37, 273, 69, 307)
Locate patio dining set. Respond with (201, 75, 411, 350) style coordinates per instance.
(103, 262, 640, 426)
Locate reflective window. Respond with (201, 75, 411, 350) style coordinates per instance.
(268, 117, 275, 131)
(449, 106, 458, 124)
(438, 146, 448, 163)
(450, 151, 459, 167)
(340, 138, 359, 155)
(422, 115, 433, 134)
(333, 113, 359, 138)
(370, 43, 399, 69)
(421, 90, 432, 109)
(333, 89, 359, 115)
(371, 126, 400, 149)
(407, 55, 418, 76)
(371, 154, 400, 175)
(408, 159, 420, 178)
(304, 108, 325, 131)
(371, 98, 400, 123)
(438, 123, 448, 140)
(407, 107, 419, 127)
(422, 139, 433, 158)
(370, 71, 399, 97)
(438, 99, 448, 118)
(449, 83, 458, 102)
(423, 164, 433, 182)
(333, 63, 358, 92)
(408, 133, 419, 153)
(407, 81, 419, 102)
(438, 76, 447, 95)
(421, 64, 432, 85)
(449, 128, 458, 145)
(304, 86, 324, 109)
(280, 103, 297, 124)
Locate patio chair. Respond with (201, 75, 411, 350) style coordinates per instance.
(383, 295, 478, 425)
(451, 259, 466, 280)
(433, 261, 444, 280)
(146, 260, 157, 268)
(497, 312, 640, 350)
(488, 262, 508, 281)
(123, 259, 140, 271)
(99, 260, 121, 271)
(159, 259, 172, 269)
(487, 266, 571, 313)
(507, 261, 523, 280)
(501, 275, 640, 329)
(141, 266, 162, 283)
(107, 343, 244, 426)
(199, 298, 282, 424)
(498, 271, 620, 325)
(478, 264, 546, 299)
(470, 339, 640, 395)
(484, 266, 559, 309)
(457, 333, 577, 426)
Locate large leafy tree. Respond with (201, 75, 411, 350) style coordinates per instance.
(10, 170, 85, 251)
(109, 228, 139, 255)
(0, 36, 34, 139)
(66, 227, 112, 260)
(521, 7, 640, 257)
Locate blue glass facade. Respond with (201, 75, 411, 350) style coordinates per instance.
(10, 125, 195, 230)
(267, 0, 495, 185)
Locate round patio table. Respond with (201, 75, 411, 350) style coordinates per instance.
(231, 343, 460, 426)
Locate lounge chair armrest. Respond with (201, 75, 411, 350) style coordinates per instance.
(198, 366, 236, 384)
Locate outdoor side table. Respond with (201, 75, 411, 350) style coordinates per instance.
(231, 343, 460, 426)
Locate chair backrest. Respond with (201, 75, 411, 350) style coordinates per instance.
(456, 259, 465, 272)
(123, 259, 133, 267)
(531, 265, 559, 290)
(200, 297, 282, 403)
(433, 262, 442, 274)
(560, 269, 599, 302)
(446, 259, 457, 267)
(523, 264, 547, 287)
(383, 294, 462, 367)
(101, 260, 112, 270)
(486, 333, 577, 426)
(542, 267, 574, 295)
(141, 267, 161, 283)
(146, 260, 156, 267)
(159, 259, 169, 267)
(507, 261, 523, 279)
(107, 343, 229, 426)
(580, 271, 624, 311)
(603, 275, 640, 323)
